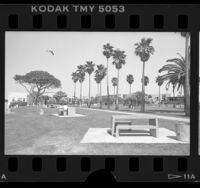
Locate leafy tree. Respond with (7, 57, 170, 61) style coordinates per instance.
(111, 77, 118, 104)
(103, 43, 114, 109)
(71, 72, 79, 102)
(95, 64, 107, 108)
(76, 65, 86, 106)
(84, 61, 95, 108)
(134, 38, 155, 112)
(112, 49, 126, 110)
(14, 71, 61, 105)
(53, 91, 67, 103)
(126, 74, 134, 95)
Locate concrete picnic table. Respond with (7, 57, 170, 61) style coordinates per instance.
(111, 115, 158, 137)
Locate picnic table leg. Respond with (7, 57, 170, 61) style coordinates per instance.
(116, 126, 119, 137)
(155, 118, 159, 137)
(111, 116, 115, 136)
(150, 129, 157, 137)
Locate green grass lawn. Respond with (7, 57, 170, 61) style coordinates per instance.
(5, 106, 189, 155)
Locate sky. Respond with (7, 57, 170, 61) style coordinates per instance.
(5, 32, 186, 99)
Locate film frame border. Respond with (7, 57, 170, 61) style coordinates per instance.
(0, 4, 199, 182)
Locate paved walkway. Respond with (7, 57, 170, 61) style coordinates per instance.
(80, 107, 190, 123)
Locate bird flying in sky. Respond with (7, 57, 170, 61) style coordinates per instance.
(46, 50, 54, 56)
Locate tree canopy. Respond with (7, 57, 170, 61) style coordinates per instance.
(53, 91, 67, 102)
(76, 65, 86, 83)
(156, 76, 164, 87)
(126, 74, 134, 85)
(157, 54, 186, 91)
(95, 64, 107, 82)
(14, 70, 61, 104)
(112, 77, 118, 87)
(85, 61, 95, 75)
(112, 49, 126, 69)
(71, 72, 79, 83)
(134, 38, 155, 63)
(141, 76, 149, 86)
(103, 43, 114, 59)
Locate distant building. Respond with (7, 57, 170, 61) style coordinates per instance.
(8, 92, 28, 106)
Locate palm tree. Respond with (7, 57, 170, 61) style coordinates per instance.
(77, 65, 85, 107)
(95, 64, 107, 108)
(111, 77, 118, 104)
(143, 76, 149, 86)
(71, 72, 79, 103)
(112, 49, 126, 110)
(134, 38, 155, 112)
(94, 72, 101, 104)
(84, 61, 95, 108)
(157, 54, 187, 111)
(126, 74, 134, 95)
(103, 43, 114, 109)
(156, 76, 164, 107)
(180, 32, 190, 116)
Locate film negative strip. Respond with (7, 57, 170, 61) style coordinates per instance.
(0, 3, 199, 182)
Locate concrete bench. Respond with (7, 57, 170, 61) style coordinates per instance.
(116, 124, 158, 138)
(111, 115, 158, 137)
(113, 121, 132, 136)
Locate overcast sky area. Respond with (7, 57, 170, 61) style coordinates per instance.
(5, 32, 186, 99)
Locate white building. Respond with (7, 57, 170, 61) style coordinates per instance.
(8, 92, 28, 106)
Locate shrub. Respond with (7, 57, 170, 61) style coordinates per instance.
(9, 101, 27, 107)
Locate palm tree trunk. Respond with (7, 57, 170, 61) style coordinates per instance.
(106, 58, 110, 109)
(185, 33, 190, 116)
(129, 84, 131, 96)
(34, 92, 39, 105)
(116, 69, 120, 110)
(100, 82, 102, 109)
(158, 86, 161, 107)
(80, 82, 82, 107)
(97, 83, 100, 104)
(88, 74, 91, 108)
(74, 82, 76, 104)
(97, 83, 99, 97)
(114, 86, 115, 104)
(141, 61, 145, 112)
